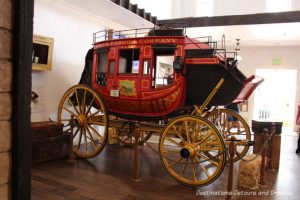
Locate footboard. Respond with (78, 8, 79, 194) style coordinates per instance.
(233, 75, 264, 103)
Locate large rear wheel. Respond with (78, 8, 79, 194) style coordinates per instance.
(57, 84, 108, 159)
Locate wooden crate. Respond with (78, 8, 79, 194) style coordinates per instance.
(31, 121, 69, 164)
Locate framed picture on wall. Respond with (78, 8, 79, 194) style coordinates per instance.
(32, 34, 54, 71)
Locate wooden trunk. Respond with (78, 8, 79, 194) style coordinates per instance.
(31, 121, 69, 164)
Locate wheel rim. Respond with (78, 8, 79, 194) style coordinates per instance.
(159, 115, 226, 186)
(206, 108, 251, 162)
(57, 84, 108, 158)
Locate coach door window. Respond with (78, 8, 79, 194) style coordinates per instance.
(96, 49, 108, 87)
(152, 45, 176, 88)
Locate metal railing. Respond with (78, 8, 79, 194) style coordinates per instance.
(93, 28, 154, 43)
(93, 23, 187, 43)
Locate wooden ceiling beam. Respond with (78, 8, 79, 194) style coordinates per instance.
(158, 11, 300, 27)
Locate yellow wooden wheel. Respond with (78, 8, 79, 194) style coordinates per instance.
(57, 84, 108, 159)
(159, 115, 226, 187)
(206, 108, 251, 162)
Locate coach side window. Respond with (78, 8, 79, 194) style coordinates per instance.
(118, 48, 140, 74)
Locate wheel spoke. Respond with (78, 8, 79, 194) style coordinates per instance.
(67, 97, 79, 115)
(165, 137, 181, 147)
(162, 150, 180, 155)
(63, 106, 77, 117)
(196, 152, 221, 167)
(223, 115, 229, 134)
(76, 129, 83, 152)
(191, 122, 201, 144)
(199, 162, 210, 178)
(86, 127, 97, 150)
(194, 132, 213, 146)
(179, 158, 189, 177)
(168, 157, 183, 168)
(88, 110, 101, 119)
(195, 156, 211, 178)
(184, 120, 191, 144)
(85, 96, 95, 116)
(75, 89, 82, 113)
(191, 158, 197, 181)
(88, 124, 103, 141)
(73, 129, 80, 138)
(172, 125, 185, 142)
(82, 89, 87, 114)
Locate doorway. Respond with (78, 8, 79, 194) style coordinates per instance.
(253, 69, 297, 133)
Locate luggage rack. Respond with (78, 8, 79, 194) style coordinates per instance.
(186, 36, 217, 50)
(185, 36, 238, 66)
(93, 27, 154, 43)
(93, 23, 187, 43)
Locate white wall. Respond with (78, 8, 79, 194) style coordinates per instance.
(130, 0, 173, 19)
(295, 0, 300, 9)
(172, 0, 182, 18)
(172, 0, 300, 18)
(32, 0, 127, 122)
(214, 0, 264, 16)
(181, 0, 198, 18)
(235, 46, 300, 130)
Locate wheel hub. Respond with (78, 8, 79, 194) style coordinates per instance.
(180, 145, 195, 158)
(75, 114, 87, 127)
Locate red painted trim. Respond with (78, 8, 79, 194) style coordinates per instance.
(186, 58, 219, 64)
(143, 46, 151, 57)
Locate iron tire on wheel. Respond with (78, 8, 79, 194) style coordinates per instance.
(57, 84, 108, 159)
(159, 115, 226, 187)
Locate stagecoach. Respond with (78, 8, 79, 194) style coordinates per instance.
(57, 25, 263, 186)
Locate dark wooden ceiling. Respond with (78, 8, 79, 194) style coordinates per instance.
(158, 11, 300, 27)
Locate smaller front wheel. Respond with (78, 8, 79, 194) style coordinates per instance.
(159, 115, 226, 187)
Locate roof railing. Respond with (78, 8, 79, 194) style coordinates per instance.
(93, 23, 187, 43)
(93, 27, 155, 43)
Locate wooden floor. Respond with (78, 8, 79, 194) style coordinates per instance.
(32, 135, 300, 200)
